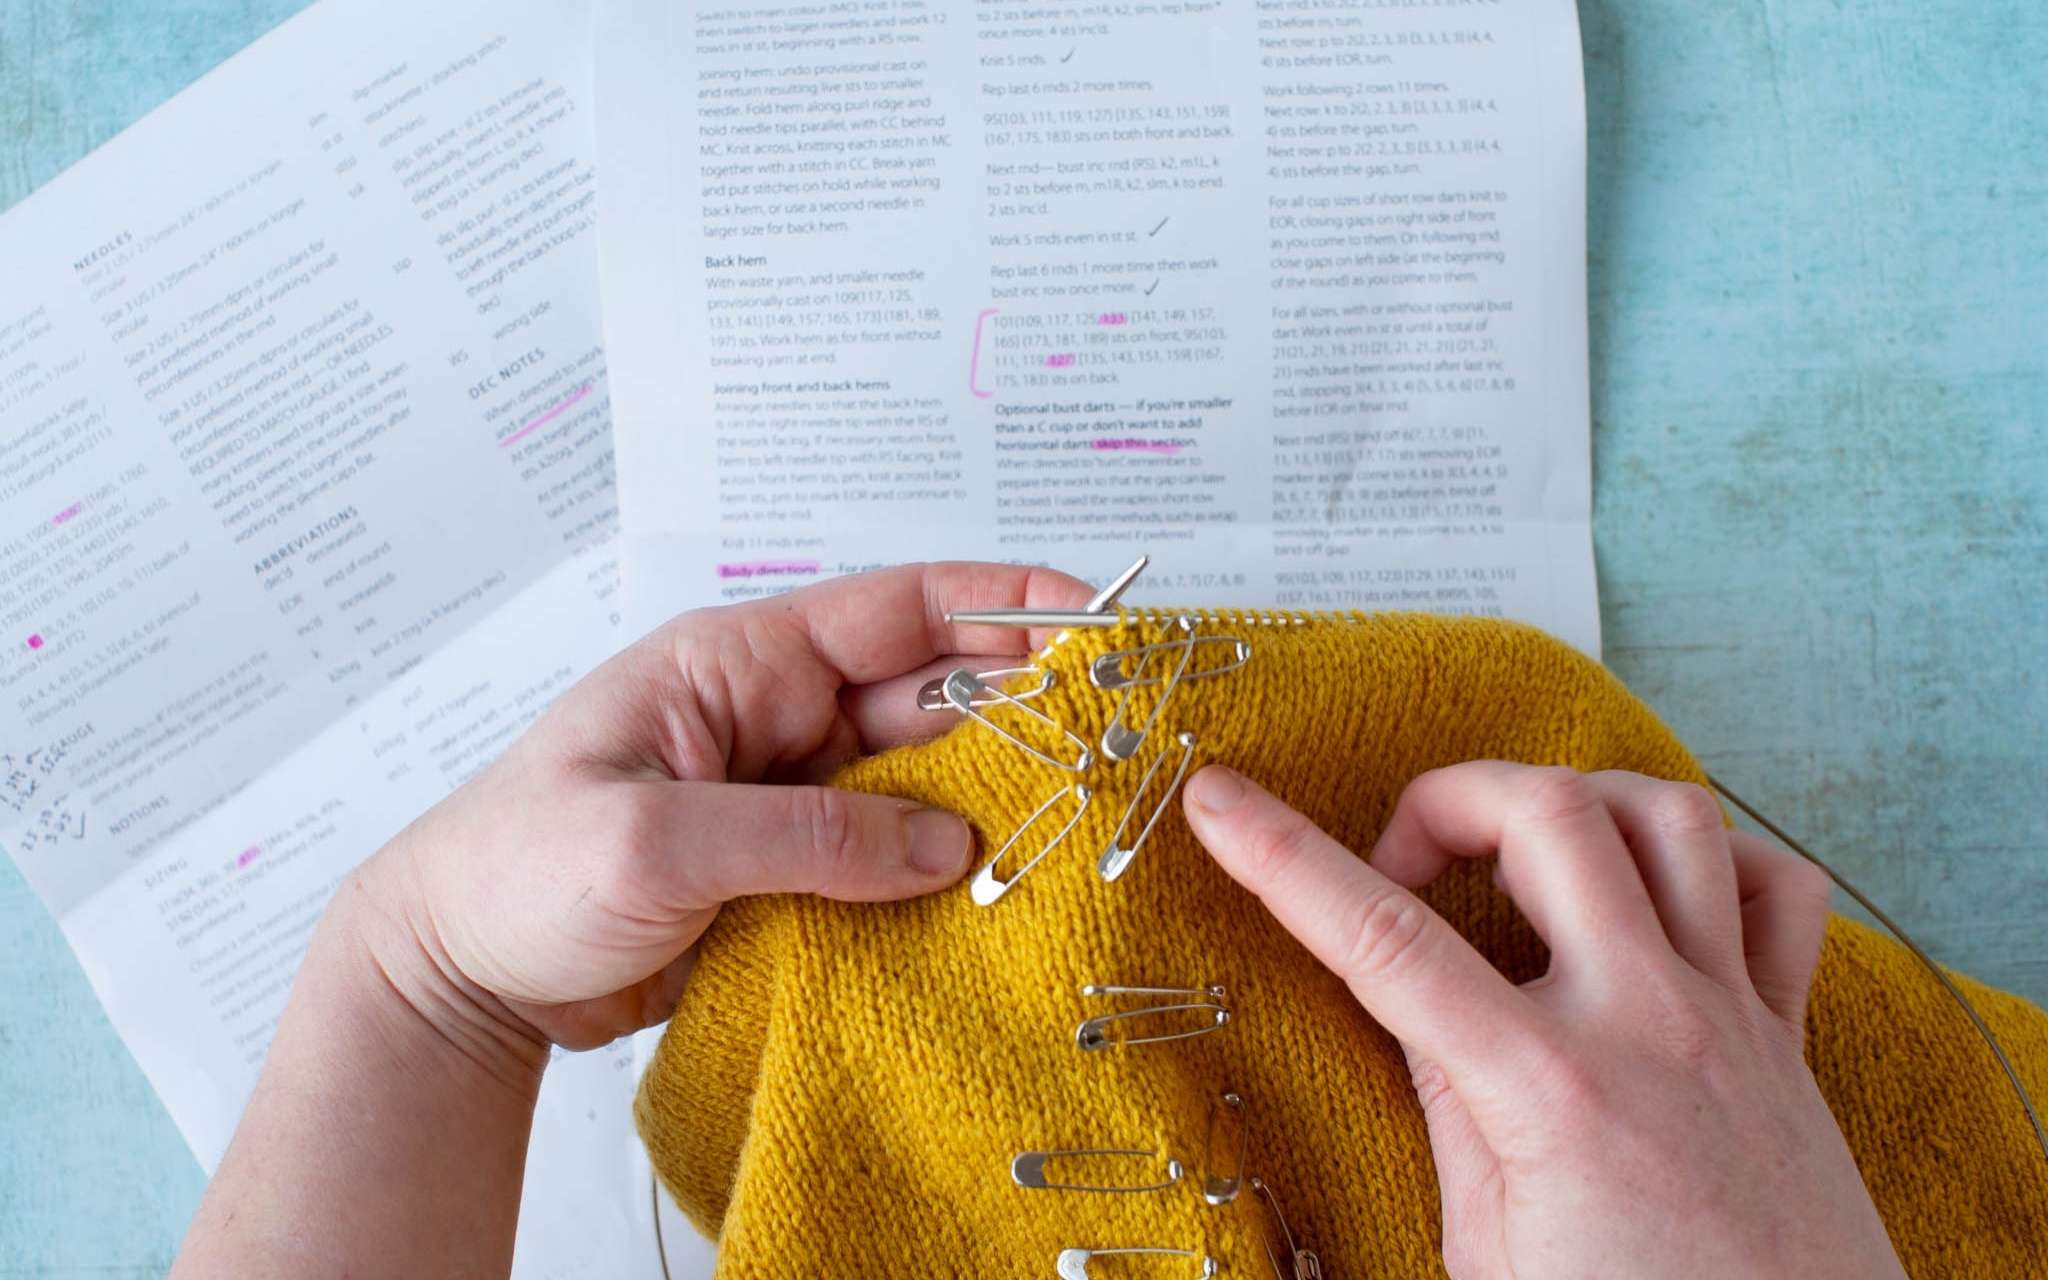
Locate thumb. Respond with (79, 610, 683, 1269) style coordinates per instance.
(1403, 1042, 1507, 1275)
(643, 780, 975, 907)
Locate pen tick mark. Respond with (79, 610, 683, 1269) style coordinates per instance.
(1060, 45, 1077, 63)
(1144, 278, 1160, 296)
(1148, 216, 1170, 237)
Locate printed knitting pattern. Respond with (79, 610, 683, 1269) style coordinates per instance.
(636, 611, 2048, 1276)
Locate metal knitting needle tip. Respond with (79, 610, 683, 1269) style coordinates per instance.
(948, 556, 1150, 628)
(1084, 555, 1149, 614)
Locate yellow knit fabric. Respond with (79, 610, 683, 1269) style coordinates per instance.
(636, 612, 2048, 1276)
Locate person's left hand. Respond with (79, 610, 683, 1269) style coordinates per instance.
(346, 561, 1092, 1062)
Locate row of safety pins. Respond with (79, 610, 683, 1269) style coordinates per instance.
(926, 560, 1323, 1275)
(922, 558, 1256, 905)
(1012, 983, 1323, 1278)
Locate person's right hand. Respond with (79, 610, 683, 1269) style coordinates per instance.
(1181, 761, 1907, 1280)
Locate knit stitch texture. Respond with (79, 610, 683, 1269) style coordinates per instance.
(637, 612, 2048, 1276)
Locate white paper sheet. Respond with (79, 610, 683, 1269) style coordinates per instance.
(595, 0, 1598, 654)
(0, 1, 667, 1273)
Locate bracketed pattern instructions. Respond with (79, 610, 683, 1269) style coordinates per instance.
(609, 0, 1594, 643)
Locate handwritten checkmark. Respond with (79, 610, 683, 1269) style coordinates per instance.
(1144, 278, 1160, 296)
(1060, 45, 1077, 63)
(1148, 216, 1169, 237)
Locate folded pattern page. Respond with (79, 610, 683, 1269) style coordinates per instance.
(0, 0, 679, 1273)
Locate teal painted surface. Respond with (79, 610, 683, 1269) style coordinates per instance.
(1, 0, 2042, 1272)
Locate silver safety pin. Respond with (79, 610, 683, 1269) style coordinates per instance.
(1057, 1248, 1218, 1279)
(1091, 634, 1251, 691)
(944, 669, 1095, 772)
(1099, 732, 1197, 883)
(1200, 1091, 1249, 1206)
(1101, 616, 1198, 761)
(971, 785, 1092, 906)
(1251, 1177, 1323, 1280)
(917, 664, 1053, 712)
(1075, 983, 1230, 1051)
(1011, 1147, 1183, 1194)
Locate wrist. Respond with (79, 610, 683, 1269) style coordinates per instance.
(330, 840, 553, 1094)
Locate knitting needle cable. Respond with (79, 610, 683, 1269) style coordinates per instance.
(1708, 774, 2048, 1165)
(651, 1169, 674, 1280)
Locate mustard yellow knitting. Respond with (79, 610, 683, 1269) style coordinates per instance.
(637, 612, 2048, 1276)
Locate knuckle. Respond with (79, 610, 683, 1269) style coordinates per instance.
(1520, 766, 1600, 825)
(1780, 854, 1834, 909)
(1646, 781, 1725, 836)
(1242, 810, 1325, 883)
(1637, 968, 1727, 1071)
(1404, 760, 1486, 807)
(1407, 1055, 1458, 1113)
(789, 787, 865, 888)
(1332, 884, 1435, 984)
(1657, 1007, 1723, 1075)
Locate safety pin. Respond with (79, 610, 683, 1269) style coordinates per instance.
(1251, 1177, 1323, 1280)
(1200, 1091, 1249, 1206)
(944, 669, 1094, 772)
(1099, 732, 1197, 883)
(1101, 617, 1198, 761)
(971, 785, 1093, 906)
(1091, 635, 1251, 691)
(1076, 983, 1230, 1051)
(917, 665, 1053, 712)
(1011, 1147, 1184, 1193)
(1057, 1248, 1218, 1279)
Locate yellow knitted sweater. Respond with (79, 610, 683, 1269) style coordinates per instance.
(637, 612, 2048, 1276)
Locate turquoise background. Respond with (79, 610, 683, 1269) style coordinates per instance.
(2, 0, 2043, 1272)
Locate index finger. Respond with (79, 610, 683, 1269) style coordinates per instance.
(1182, 765, 1544, 1086)
(718, 560, 1096, 685)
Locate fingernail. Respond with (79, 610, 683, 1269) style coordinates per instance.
(904, 809, 972, 878)
(1184, 765, 1248, 816)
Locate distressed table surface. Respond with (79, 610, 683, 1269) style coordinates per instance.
(2, 0, 2043, 1273)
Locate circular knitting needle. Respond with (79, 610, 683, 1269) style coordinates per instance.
(1083, 554, 1150, 613)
